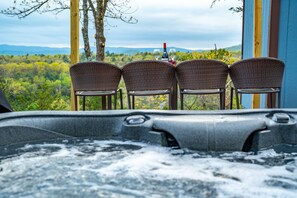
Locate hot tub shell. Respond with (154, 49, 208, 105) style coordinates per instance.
(0, 110, 296, 152)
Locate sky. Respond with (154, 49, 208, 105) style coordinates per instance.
(0, 0, 243, 50)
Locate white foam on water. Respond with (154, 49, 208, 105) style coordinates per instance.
(96, 145, 297, 197)
(0, 140, 297, 197)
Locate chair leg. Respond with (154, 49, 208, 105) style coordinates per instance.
(83, 96, 86, 111)
(127, 94, 131, 109)
(74, 95, 78, 111)
(235, 90, 240, 109)
(181, 92, 184, 110)
(101, 96, 106, 110)
(108, 95, 112, 110)
(221, 89, 225, 110)
(223, 89, 226, 110)
(230, 87, 234, 110)
(218, 90, 222, 110)
(114, 93, 117, 110)
(278, 91, 281, 108)
(269, 93, 273, 108)
(132, 96, 135, 109)
(168, 93, 172, 110)
(119, 89, 123, 109)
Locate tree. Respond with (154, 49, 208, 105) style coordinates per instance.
(211, 0, 243, 13)
(82, 0, 92, 59)
(1, 0, 137, 61)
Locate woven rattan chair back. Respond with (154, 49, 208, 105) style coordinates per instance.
(176, 59, 229, 90)
(70, 61, 122, 110)
(229, 57, 285, 109)
(229, 57, 284, 89)
(122, 60, 175, 109)
(176, 59, 229, 110)
(70, 61, 121, 91)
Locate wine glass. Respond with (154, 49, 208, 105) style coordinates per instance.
(169, 48, 176, 61)
(153, 49, 161, 60)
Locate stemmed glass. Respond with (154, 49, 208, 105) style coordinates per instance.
(169, 48, 177, 65)
(153, 49, 161, 60)
(169, 48, 176, 61)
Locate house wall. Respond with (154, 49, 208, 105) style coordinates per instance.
(243, 0, 297, 108)
(242, 0, 271, 108)
(278, 0, 297, 108)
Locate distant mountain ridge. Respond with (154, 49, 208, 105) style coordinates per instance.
(0, 44, 70, 55)
(225, 45, 241, 51)
(0, 44, 241, 56)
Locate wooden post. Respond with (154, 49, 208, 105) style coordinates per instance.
(252, 0, 262, 109)
(70, 0, 80, 110)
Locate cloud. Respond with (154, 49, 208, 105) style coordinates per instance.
(105, 0, 242, 49)
(0, 2, 70, 47)
(0, 0, 242, 49)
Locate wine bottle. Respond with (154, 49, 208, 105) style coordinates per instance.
(161, 42, 169, 62)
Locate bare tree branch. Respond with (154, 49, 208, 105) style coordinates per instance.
(0, 0, 70, 19)
(0, 0, 138, 61)
(211, 0, 243, 13)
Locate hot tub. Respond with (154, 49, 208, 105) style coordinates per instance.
(0, 110, 297, 197)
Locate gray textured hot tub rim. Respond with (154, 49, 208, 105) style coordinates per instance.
(0, 109, 296, 152)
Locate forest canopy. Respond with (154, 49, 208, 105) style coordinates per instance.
(0, 49, 241, 111)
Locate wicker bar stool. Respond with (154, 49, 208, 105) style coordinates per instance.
(122, 60, 175, 109)
(229, 57, 285, 109)
(70, 61, 123, 110)
(176, 59, 229, 110)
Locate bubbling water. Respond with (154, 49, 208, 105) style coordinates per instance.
(0, 139, 297, 198)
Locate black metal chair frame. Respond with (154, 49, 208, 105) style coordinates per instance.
(74, 89, 123, 111)
(180, 89, 226, 110)
(230, 87, 281, 109)
(127, 89, 172, 109)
